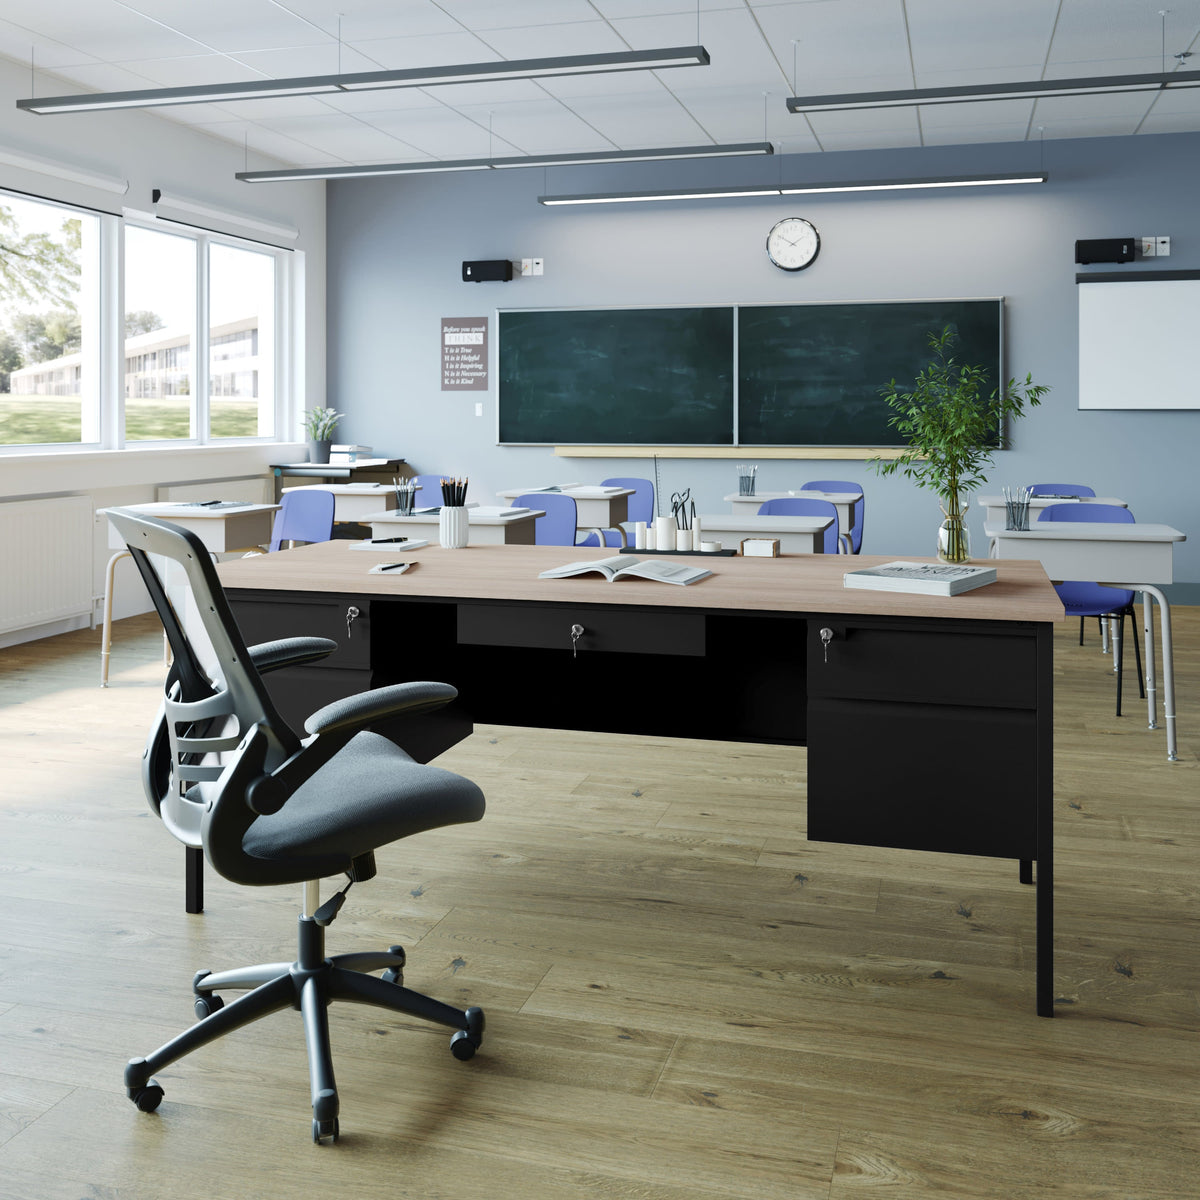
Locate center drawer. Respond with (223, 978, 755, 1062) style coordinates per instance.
(457, 602, 706, 657)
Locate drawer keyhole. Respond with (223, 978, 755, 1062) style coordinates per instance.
(346, 605, 361, 639)
(819, 626, 834, 664)
(570, 623, 585, 659)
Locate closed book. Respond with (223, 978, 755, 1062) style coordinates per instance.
(843, 561, 997, 596)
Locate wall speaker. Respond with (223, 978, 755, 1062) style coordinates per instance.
(462, 260, 514, 282)
(1075, 238, 1135, 265)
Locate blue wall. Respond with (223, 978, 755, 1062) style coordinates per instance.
(328, 131, 1200, 598)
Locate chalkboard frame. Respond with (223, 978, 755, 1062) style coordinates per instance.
(496, 298, 1004, 448)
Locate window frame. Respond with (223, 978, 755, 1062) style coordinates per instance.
(0, 185, 297, 456)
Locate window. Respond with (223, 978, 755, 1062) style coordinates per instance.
(124, 225, 196, 441)
(209, 243, 275, 439)
(0, 191, 100, 446)
(1, 184, 293, 452)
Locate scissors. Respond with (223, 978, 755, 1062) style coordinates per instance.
(670, 489, 691, 527)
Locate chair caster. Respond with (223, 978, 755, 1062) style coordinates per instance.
(312, 1116, 339, 1144)
(129, 1081, 165, 1112)
(192, 969, 224, 1019)
(195, 993, 224, 1019)
(450, 1006, 485, 1060)
(381, 944, 407, 985)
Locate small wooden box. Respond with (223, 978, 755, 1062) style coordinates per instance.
(740, 537, 780, 558)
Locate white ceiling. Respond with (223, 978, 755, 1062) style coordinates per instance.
(5, 0, 1200, 170)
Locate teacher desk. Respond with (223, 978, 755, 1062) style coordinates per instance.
(216, 542, 1064, 1017)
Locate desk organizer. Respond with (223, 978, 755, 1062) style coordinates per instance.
(619, 546, 737, 557)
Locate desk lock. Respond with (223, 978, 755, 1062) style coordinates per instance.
(819, 626, 835, 664)
(346, 605, 361, 639)
(570, 623, 584, 659)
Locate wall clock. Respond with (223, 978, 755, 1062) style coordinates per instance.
(766, 217, 820, 271)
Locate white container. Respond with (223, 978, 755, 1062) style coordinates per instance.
(691, 515, 703, 551)
(439, 506, 469, 549)
(700, 541, 721, 553)
(675, 528, 692, 551)
(634, 521, 647, 550)
(654, 514, 676, 549)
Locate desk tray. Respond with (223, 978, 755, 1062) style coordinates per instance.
(618, 546, 737, 557)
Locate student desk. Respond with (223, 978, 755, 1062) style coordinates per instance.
(723, 489, 861, 553)
(697, 513, 833, 554)
(280, 482, 397, 523)
(361, 506, 545, 546)
(497, 484, 633, 544)
(985, 520, 1187, 761)
(217, 542, 1063, 1017)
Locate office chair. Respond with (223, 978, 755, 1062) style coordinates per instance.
(1029, 483, 1096, 497)
(1038, 502, 1144, 715)
(577, 477, 654, 548)
(514, 491, 580, 544)
(268, 489, 336, 551)
(108, 508, 486, 1143)
(801, 479, 864, 553)
(756, 497, 841, 554)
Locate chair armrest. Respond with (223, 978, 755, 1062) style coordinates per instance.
(303, 681, 458, 737)
(248, 637, 338, 674)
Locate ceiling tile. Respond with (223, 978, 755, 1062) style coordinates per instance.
(432, 1, 602, 28)
(472, 20, 629, 59)
(340, 30, 500, 70)
(280, 0, 463, 40)
(115, 1, 322, 54)
(904, 0, 1058, 76)
(558, 93, 708, 144)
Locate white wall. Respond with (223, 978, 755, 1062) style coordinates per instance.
(0, 53, 325, 642)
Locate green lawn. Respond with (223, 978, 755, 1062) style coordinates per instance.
(0, 396, 263, 444)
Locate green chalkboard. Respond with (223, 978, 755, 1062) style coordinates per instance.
(497, 299, 1002, 446)
(737, 299, 1002, 447)
(498, 307, 733, 445)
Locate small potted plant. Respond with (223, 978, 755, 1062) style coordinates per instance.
(302, 407, 343, 464)
(872, 327, 1047, 563)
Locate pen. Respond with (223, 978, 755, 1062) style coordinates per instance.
(379, 561, 411, 572)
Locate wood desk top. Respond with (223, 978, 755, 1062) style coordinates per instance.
(217, 541, 1065, 624)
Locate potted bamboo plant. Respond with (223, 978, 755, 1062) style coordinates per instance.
(872, 327, 1048, 563)
(303, 407, 343, 465)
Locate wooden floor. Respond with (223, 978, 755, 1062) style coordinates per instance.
(0, 608, 1197, 1199)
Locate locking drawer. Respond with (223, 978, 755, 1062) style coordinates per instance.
(808, 620, 1037, 710)
(457, 602, 706, 657)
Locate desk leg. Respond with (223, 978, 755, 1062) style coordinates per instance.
(1141, 591, 1158, 732)
(1036, 853, 1054, 1017)
(100, 550, 130, 688)
(1139, 586, 1177, 761)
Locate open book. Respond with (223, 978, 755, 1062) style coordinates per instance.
(538, 555, 712, 586)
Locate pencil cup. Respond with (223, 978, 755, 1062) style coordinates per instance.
(395, 485, 416, 515)
(675, 529, 692, 551)
(655, 515, 676, 549)
(439, 505, 468, 549)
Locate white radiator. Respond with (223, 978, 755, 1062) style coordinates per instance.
(0, 495, 93, 635)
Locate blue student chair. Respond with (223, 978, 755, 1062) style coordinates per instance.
(269, 489, 336, 551)
(757, 497, 841, 554)
(411, 474, 449, 506)
(801, 478, 864, 553)
(576, 477, 655, 548)
(514, 492, 580, 545)
(1038, 502, 1144, 714)
(1029, 483, 1096, 497)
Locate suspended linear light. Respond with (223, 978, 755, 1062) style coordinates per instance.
(786, 69, 1200, 114)
(236, 142, 773, 183)
(17, 46, 710, 115)
(538, 173, 1047, 205)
